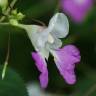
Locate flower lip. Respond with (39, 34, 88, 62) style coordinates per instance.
(32, 52, 48, 88)
(51, 45, 81, 85)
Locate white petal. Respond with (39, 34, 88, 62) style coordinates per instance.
(19, 24, 50, 59)
(22, 25, 49, 51)
(48, 13, 69, 38)
(40, 48, 50, 60)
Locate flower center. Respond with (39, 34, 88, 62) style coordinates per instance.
(74, 0, 86, 5)
(48, 34, 54, 44)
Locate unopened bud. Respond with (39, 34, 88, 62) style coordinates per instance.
(9, 19, 18, 26)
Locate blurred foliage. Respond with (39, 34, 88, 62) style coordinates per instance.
(0, 65, 28, 96)
(0, 0, 96, 96)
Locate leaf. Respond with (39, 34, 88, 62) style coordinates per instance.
(0, 65, 28, 96)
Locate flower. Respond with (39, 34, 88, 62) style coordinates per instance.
(21, 13, 81, 88)
(60, 0, 93, 23)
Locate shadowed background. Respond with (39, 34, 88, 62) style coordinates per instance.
(0, 0, 96, 96)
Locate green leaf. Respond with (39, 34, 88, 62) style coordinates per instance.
(0, 65, 28, 96)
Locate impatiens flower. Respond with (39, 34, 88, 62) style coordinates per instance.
(19, 13, 81, 88)
(60, 0, 93, 23)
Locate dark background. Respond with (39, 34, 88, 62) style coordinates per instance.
(0, 0, 96, 96)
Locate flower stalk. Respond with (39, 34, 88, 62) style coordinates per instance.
(2, 31, 10, 80)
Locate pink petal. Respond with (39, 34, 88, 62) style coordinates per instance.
(32, 52, 48, 88)
(54, 45, 81, 84)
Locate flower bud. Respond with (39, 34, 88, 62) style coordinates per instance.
(9, 19, 18, 26)
(11, 9, 25, 21)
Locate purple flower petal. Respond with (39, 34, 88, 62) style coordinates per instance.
(61, 0, 93, 22)
(32, 52, 48, 88)
(53, 45, 81, 84)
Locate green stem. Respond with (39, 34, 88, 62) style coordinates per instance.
(2, 62, 8, 79)
(2, 31, 10, 80)
(0, 22, 9, 25)
(0, 0, 17, 22)
(31, 18, 46, 26)
(0, 22, 26, 29)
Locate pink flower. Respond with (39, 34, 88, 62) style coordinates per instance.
(61, 0, 93, 23)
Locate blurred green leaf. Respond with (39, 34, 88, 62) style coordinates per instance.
(0, 65, 28, 96)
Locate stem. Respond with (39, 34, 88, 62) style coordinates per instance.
(31, 18, 46, 26)
(0, 0, 17, 22)
(0, 22, 9, 25)
(2, 32, 10, 80)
